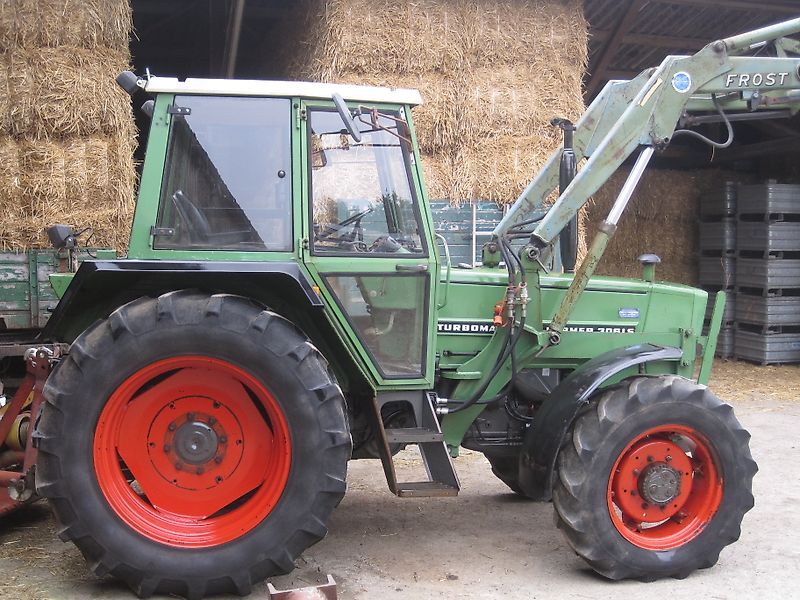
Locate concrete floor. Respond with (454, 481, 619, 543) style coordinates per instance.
(1, 361, 798, 599)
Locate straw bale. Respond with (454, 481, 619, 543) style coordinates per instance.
(3, 46, 133, 140)
(0, 134, 136, 251)
(0, 0, 132, 51)
(585, 167, 754, 285)
(0, 59, 8, 132)
(288, 0, 588, 204)
(448, 134, 553, 202)
(0, 137, 20, 209)
(291, 0, 586, 79)
(5, 51, 35, 135)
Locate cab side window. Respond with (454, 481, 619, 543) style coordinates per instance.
(155, 96, 292, 251)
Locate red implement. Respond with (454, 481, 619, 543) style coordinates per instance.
(0, 347, 56, 515)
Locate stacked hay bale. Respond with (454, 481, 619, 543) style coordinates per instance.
(586, 168, 754, 285)
(287, 0, 587, 204)
(0, 0, 136, 251)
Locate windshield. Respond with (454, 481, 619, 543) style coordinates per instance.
(309, 108, 425, 256)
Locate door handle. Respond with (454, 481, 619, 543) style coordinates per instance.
(395, 264, 429, 272)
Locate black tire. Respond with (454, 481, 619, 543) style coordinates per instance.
(486, 455, 526, 496)
(35, 291, 351, 599)
(552, 375, 757, 580)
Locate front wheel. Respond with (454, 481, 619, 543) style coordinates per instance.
(35, 291, 351, 599)
(553, 376, 756, 580)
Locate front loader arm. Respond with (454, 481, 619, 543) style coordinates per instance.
(498, 17, 800, 343)
(495, 16, 800, 246)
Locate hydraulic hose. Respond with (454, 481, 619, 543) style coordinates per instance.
(447, 235, 527, 414)
(673, 94, 734, 149)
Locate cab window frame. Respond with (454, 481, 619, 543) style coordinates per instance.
(306, 105, 429, 259)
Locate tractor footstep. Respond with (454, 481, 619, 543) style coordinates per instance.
(267, 574, 337, 600)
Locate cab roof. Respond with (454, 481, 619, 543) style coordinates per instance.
(143, 76, 423, 106)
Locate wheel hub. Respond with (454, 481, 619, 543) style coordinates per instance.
(149, 403, 238, 490)
(174, 421, 219, 465)
(639, 463, 681, 505)
(607, 425, 725, 551)
(611, 437, 694, 523)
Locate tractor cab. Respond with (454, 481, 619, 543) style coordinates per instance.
(124, 77, 440, 387)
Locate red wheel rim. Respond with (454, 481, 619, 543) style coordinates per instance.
(606, 424, 722, 550)
(93, 356, 291, 547)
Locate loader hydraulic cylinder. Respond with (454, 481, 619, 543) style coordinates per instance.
(554, 118, 578, 272)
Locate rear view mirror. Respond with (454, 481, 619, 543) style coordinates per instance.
(332, 93, 361, 143)
(47, 224, 76, 249)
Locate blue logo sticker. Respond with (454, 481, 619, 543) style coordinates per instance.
(618, 308, 640, 319)
(672, 72, 692, 93)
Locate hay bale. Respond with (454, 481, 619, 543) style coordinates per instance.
(0, 134, 135, 251)
(585, 168, 755, 285)
(0, 0, 136, 250)
(0, 137, 20, 207)
(0, 0, 132, 51)
(3, 46, 133, 140)
(0, 58, 9, 133)
(288, 0, 587, 203)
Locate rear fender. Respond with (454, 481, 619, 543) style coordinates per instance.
(44, 260, 318, 339)
(42, 260, 372, 396)
(518, 343, 682, 500)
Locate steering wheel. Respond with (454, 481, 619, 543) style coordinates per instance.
(369, 235, 402, 253)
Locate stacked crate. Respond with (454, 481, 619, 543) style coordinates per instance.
(699, 181, 737, 357)
(735, 183, 800, 364)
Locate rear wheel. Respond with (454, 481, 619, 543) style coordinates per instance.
(35, 291, 351, 599)
(553, 376, 756, 580)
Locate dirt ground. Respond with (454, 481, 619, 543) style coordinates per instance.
(1, 358, 798, 600)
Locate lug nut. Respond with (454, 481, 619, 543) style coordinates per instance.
(175, 462, 183, 471)
(633, 469, 640, 476)
(213, 401, 221, 409)
(208, 417, 216, 426)
(647, 456, 654, 462)
(168, 423, 176, 432)
(214, 456, 223, 464)
(665, 455, 672, 462)
(163, 444, 171, 453)
(196, 467, 204, 475)
(220, 435, 228, 444)
(187, 412, 195, 421)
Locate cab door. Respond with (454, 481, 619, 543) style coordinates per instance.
(300, 102, 437, 387)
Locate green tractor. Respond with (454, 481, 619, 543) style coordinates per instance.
(15, 16, 800, 600)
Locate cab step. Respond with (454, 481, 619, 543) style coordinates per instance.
(385, 427, 443, 444)
(396, 481, 458, 497)
(372, 391, 460, 498)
